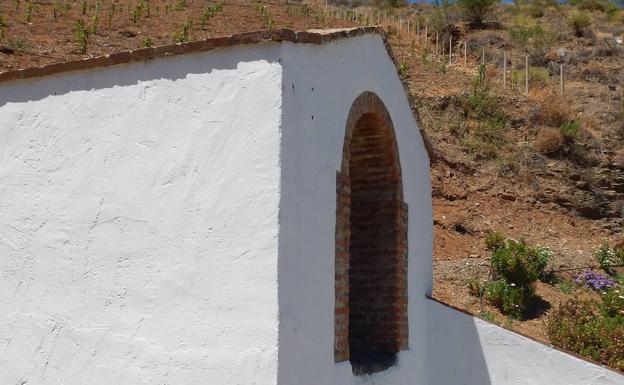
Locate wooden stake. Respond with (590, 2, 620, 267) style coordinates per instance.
(525, 55, 529, 95)
(482, 47, 485, 65)
(464, 41, 467, 69)
(449, 35, 452, 65)
(560, 63, 564, 97)
(503, 51, 507, 88)
(424, 25, 428, 45)
(436, 32, 439, 56)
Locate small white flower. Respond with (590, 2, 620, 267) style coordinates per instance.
(510, 283, 516, 287)
(618, 296, 624, 299)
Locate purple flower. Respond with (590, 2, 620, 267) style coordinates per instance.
(575, 269, 616, 291)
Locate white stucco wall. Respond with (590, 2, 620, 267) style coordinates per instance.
(275, 34, 624, 385)
(426, 299, 623, 385)
(0, 44, 283, 385)
(277, 34, 433, 385)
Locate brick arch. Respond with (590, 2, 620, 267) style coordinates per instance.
(334, 92, 408, 374)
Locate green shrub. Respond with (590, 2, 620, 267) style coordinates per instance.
(457, 0, 498, 26)
(174, 0, 187, 11)
(73, 20, 89, 54)
(399, 62, 410, 80)
(485, 278, 534, 319)
(477, 236, 552, 318)
(25, 2, 34, 23)
(485, 231, 506, 251)
(559, 120, 580, 142)
(91, 13, 99, 34)
(594, 242, 619, 273)
(107, 4, 115, 29)
(0, 15, 6, 40)
(600, 288, 624, 319)
(569, 12, 592, 37)
(465, 66, 506, 128)
(509, 24, 556, 65)
(172, 19, 192, 43)
(461, 137, 500, 160)
(468, 277, 486, 297)
(490, 239, 551, 286)
(141, 37, 152, 48)
(557, 279, 574, 294)
(546, 298, 624, 371)
(574, 0, 617, 13)
(511, 66, 550, 87)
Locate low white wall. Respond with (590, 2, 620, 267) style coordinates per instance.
(426, 299, 623, 385)
(0, 44, 283, 385)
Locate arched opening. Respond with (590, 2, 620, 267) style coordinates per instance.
(335, 92, 408, 375)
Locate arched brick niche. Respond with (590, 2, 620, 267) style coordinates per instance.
(334, 92, 408, 375)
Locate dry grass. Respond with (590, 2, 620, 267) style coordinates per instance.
(615, 148, 624, 169)
(531, 90, 576, 127)
(534, 127, 564, 154)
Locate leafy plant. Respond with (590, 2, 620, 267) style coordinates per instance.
(174, 0, 187, 11)
(25, 2, 33, 23)
(490, 239, 550, 286)
(81, 1, 87, 16)
(107, 4, 115, 29)
(600, 288, 624, 319)
(557, 279, 574, 294)
(0, 15, 6, 40)
(594, 242, 622, 273)
(257, 3, 274, 29)
(485, 278, 533, 319)
(172, 19, 192, 43)
(559, 120, 580, 142)
(508, 24, 556, 65)
(399, 61, 410, 80)
(457, 0, 497, 26)
(141, 37, 153, 48)
(485, 231, 506, 251)
(131, 7, 140, 24)
(511, 66, 549, 87)
(201, 7, 213, 30)
(200, 4, 223, 30)
(460, 68, 508, 159)
(568, 11, 592, 37)
(466, 66, 505, 122)
(73, 19, 89, 54)
(474, 235, 551, 319)
(546, 298, 623, 371)
(91, 13, 99, 34)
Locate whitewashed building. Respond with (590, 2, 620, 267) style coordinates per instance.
(0, 27, 621, 385)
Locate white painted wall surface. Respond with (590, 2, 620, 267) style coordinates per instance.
(0, 44, 282, 385)
(426, 299, 624, 385)
(277, 34, 433, 385)
(276, 34, 624, 385)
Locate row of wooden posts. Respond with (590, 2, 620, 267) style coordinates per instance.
(319, 3, 566, 97)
